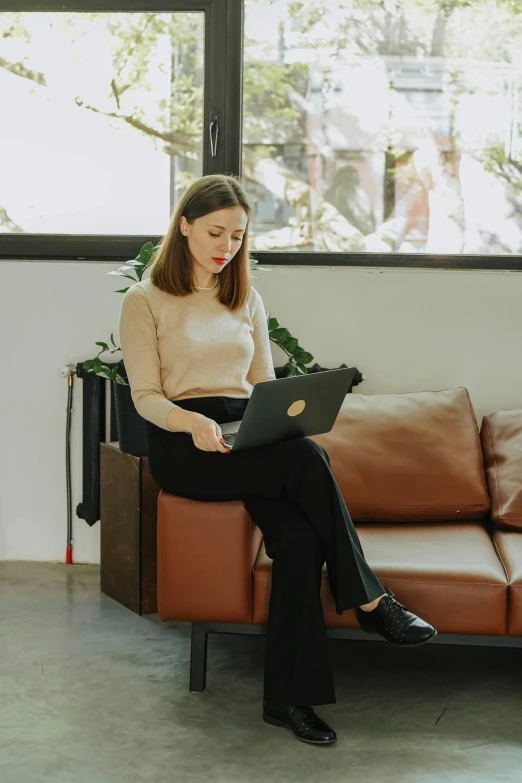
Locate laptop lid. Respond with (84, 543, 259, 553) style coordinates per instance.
(220, 367, 358, 450)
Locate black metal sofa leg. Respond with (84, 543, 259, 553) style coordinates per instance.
(190, 622, 209, 693)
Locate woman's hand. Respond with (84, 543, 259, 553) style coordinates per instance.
(189, 412, 230, 453)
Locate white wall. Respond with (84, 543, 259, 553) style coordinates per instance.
(1, 260, 521, 563)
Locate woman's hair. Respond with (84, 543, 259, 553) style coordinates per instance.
(149, 174, 254, 311)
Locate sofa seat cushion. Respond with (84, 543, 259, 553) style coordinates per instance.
(252, 523, 507, 635)
(492, 530, 522, 635)
(157, 491, 263, 623)
(481, 409, 522, 530)
(309, 388, 491, 523)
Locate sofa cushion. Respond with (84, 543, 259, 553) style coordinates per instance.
(492, 530, 522, 635)
(252, 523, 507, 635)
(309, 387, 491, 523)
(481, 409, 522, 530)
(157, 491, 263, 623)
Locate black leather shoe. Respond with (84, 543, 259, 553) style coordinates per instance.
(262, 701, 337, 745)
(355, 589, 437, 646)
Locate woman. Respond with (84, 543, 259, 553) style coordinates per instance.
(118, 174, 437, 747)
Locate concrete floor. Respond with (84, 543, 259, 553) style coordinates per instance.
(1, 563, 522, 783)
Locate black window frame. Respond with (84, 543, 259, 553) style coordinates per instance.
(1, 0, 522, 271)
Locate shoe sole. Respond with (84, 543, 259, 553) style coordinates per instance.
(263, 714, 337, 745)
(360, 626, 438, 646)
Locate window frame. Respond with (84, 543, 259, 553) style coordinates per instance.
(1, 0, 522, 271)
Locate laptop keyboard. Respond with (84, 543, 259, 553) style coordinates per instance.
(222, 432, 237, 448)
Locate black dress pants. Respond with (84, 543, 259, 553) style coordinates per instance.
(146, 395, 386, 707)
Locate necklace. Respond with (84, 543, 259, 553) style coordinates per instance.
(194, 274, 219, 291)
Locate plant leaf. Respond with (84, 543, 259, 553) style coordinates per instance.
(294, 350, 314, 364)
(138, 242, 156, 264)
(280, 335, 298, 352)
(270, 327, 290, 341)
(107, 272, 136, 281)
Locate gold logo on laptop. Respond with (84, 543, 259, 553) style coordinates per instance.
(287, 399, 306, 417)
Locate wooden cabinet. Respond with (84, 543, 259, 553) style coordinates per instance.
(100, 442, 160, 615)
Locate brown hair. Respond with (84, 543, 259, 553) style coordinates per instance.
(149, 174, 253, 311)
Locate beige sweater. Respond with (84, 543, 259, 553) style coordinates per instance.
(118, 277, 276, 431)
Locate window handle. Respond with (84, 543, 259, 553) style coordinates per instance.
(209, 115, 219, 157)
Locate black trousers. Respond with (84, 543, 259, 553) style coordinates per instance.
(146, 395, 385, 707)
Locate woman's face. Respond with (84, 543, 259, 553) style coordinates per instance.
(180, 206, 248, 283)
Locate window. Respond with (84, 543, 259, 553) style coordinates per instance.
(243, 0, 522, 259)
(0, 0, 238, 260)
(0, 10, 204, 236)
(2, 0, 522, 269)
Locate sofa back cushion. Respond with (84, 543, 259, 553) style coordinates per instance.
(481, 409, 522, 530)
(310, 387, 491, 523)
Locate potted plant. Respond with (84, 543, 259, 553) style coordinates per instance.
(81, 242, 363, 456)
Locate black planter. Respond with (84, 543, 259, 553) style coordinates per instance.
(113, 360, 362, 457)
(113, 360, 149, 457)
(275, 361, 363, 386)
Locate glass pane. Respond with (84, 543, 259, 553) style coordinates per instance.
(0, 11, 204, 234)
(243, 0, 522, 255)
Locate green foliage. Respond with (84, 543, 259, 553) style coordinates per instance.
(266, 317, 314, 375)
(243, 61, 308, 143)
(80, 242, 158, 385)
(478, 145, 522, 194)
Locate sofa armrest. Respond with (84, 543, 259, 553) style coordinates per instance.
(157, 491, 262, 623)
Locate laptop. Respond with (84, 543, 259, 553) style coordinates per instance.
(219, 367, 358, 451)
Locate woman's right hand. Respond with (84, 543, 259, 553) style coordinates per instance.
(188, 412, 230, 453)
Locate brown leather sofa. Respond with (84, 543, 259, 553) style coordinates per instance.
(155, 387, 522, 692)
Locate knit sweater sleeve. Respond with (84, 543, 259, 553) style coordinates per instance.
(118, 284, 181, 431)
(246, 287, 277, 387)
